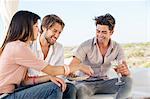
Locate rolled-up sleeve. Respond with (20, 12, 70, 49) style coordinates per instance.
(74, 44, 87, 62)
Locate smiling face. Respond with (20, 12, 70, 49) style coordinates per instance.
(96, 24, 113, 44)
(94, 14, 115, 45)
(43, 22, 63, 45)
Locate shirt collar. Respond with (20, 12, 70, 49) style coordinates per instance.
(93, 37, 114, 49)
(93, 37, 97, 45)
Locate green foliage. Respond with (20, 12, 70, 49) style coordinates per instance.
(142, 62, 150, 68)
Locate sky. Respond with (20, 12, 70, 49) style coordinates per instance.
(0, 0, 150, 46)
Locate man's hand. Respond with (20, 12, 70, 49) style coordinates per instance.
(116, 63, 130, 76)
(69, 57, 94, 76)
(49, 76, 66, 92)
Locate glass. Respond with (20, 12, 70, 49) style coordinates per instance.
(111, 60, 125, 85)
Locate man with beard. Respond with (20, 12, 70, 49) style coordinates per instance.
(70, 13, 132, 99)
(28, 14, 77, 99)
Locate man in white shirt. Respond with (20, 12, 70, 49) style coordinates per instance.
(29, 30, 64, 76)
(28, 14, 76, 99)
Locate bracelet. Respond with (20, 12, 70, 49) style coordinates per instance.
(32, 76, 36, 85)
(63, 64, 70, 76)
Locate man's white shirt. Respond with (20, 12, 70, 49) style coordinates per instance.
(28, 35, 64, 76)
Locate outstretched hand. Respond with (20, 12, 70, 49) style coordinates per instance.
(79, 64, 94, 76)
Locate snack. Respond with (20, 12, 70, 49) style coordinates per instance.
(67, 74, 89, 81)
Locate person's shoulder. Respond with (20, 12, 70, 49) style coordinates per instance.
(54, 42, 63, 49)
(55, 42, 63, 46)
(6, 40, 25, 47)
(80, 38, 94, 47)
(4, 41, 27, 54)
(111, 40, 122, 48)
(112, 40, 119, 45)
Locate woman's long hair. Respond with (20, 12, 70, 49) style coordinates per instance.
(0, 10, 40, 55)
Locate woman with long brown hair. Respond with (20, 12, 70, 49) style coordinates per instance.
(0, 10, 93, 99)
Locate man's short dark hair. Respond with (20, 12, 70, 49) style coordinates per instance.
(94, 13, 115, 31)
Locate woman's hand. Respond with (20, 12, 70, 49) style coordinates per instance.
(49, 76, 66, 92)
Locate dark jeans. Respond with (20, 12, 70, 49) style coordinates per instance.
(4, 82, 76, 99)
(63, 83, 77, 99)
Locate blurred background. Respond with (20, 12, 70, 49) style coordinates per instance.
(0, 0, 150, 98)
